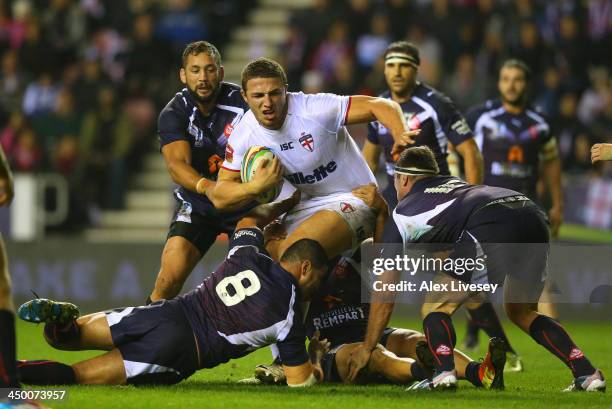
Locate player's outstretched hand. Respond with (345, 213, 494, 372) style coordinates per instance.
(252, 157, 284, 194)
(346, 343, 372, 383)
(591, 143, 612, 163)
(0, 174, 14, 207)
(390, 128, 421, 158)
(308, 331, 331, 364)
(352, 183, 387, 214)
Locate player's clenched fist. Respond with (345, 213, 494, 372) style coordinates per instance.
(591, 143, 612, 163)
(251, 157, 283, 194)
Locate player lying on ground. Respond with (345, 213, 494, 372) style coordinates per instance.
(348, 146, 606, 392)
(252, 186, 504, 389)
(16, 192, 330, 387)
(209, 57, 420, 261)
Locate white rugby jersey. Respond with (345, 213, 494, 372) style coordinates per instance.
(222, 92, 376, 197)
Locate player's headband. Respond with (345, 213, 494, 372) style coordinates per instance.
(393, 165, 437, 176)
(385, 53, 419, 68)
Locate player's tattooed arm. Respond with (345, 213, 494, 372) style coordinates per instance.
(0, 144, 14, 206)
(161, 140, 215, 195)
(345, 96, 420, 155)
(455, 139, 484, 184)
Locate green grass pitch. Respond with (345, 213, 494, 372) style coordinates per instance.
(15, 318, 611, 409)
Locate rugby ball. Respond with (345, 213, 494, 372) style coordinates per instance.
(240, 146, 284, 204)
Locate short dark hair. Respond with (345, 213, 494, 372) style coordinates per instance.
(500, 59, 532, 82)
(396, 146, 440, 175)
(383, 41, 420, 66)
(182, 41, 221, 68)
(241, 58, 288, 91)
(280, 239, 328, 272)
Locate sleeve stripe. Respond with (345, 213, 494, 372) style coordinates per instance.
(221, 165, 240, 172)
(343, 96, 352, 125)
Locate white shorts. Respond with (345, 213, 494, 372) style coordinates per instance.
(281, 192, 376, 249)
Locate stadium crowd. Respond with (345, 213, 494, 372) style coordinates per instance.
(0, 0, 611, 231)
(281, 0, 612, 175)
(0, 0, 252, 230)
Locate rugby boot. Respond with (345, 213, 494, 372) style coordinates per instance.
(563, 369, 606, 392)
(479, 337, 506, 390)
(406, 370, 458, 391)
(17, 299, 79, 325)
(253, 359, 286, 385)
(504, 351, 523, 373)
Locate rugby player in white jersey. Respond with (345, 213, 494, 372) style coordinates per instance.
(209, 58, 419, 259)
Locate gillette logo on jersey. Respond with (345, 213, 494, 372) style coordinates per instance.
(286, 161, 337, 184)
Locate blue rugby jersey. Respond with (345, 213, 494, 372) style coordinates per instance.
(306, 253, 369, 348)
(367, 84, 474, 180)
(158, 82, 252, 223)
(178, 228, 309, 369)
(466, 99, 554, 199)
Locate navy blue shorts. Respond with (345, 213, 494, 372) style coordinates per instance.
(452, 199, 550, 285)
(106, 300, 199, 385)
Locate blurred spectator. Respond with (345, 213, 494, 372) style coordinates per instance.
(388, 0, 417, 40)
(586, 0, 612, 67)
(555, 91, 593, 172)
(22, 72, 60, 117)
(591, 93, 612, 147)
(534, 66, 563, 118)
(301, 70, 325, 94)
(12, 125, 42, 172)
(290, 0, 337, 57)
(0, 0, 28, 50)
(310, 21, 352, 84)
(83, 28, 127, 82)
(355, 13, 391, 70)
(79, 87, 133, 210)
(577, 67, 610, 125)
(73, 58, 111, 113)
(124, 13, 172, 98)
(510, 21, 551, 79)
(443, 53, 486, 111)
(156, 0, 207, 50)
(426, 0, 461, 69)
(0, 50, 25, 113)
(329, 55, 358, 95)
(556, 14, 587, 88)
(0, 111, 25, 155)
(279, 26, 307, 89)
(18, 17, 54, 77)
(41, 0, 86, 66)
(345, 0, 373, 40)
(31, 88, 81, 172)
(405, 24, 441, 86)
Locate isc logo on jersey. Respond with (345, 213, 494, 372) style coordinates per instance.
(241, 146, 283, 204)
